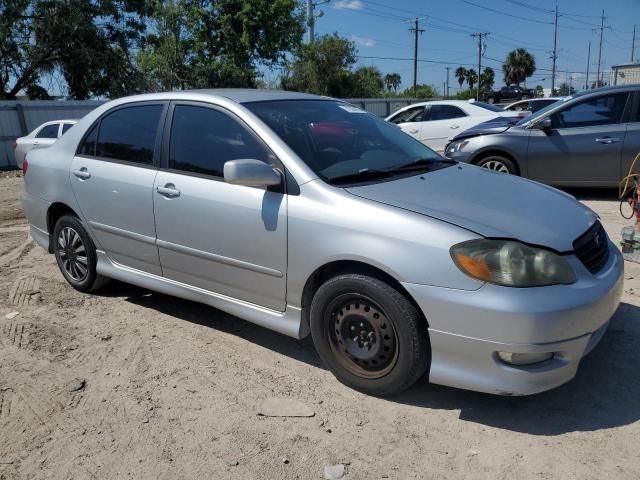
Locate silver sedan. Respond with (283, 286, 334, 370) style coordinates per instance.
(22, 90, 623, 396)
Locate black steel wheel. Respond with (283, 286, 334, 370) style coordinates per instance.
(53, 214, 108, 292)
(310, 274, 430, 396)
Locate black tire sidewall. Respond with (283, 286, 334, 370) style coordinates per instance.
(477, 155, 517, 175)
(309, 274, 429, 396)
(53, 215, 99, 292)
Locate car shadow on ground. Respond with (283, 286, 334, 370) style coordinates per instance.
(97, 282, 640, 436)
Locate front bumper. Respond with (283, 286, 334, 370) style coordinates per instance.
(402, 242, 624, 395)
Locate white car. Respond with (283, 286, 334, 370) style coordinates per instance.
(503, 97, 564, 116)
(386, 100, 519, 153)
(13, 119, 77, 169)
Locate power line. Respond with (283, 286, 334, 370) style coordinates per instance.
(458, 0, 553, 25)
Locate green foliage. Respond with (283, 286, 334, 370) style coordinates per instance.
(455, 66, 467, 88)
(557, 83, 576, 96)
(535, 85, 544, 97)
(383, 73, 401, 93)
(479, 67, 495, 91)
(466, 69, 478, 89)
(502, 48, 536, 86)
(452, 88, 476, 100)
(399, 84, 438, 99)
(349, 66, 385, 98)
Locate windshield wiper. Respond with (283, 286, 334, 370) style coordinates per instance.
(384, 157, 456, 173)
(328, 168, 395, 185)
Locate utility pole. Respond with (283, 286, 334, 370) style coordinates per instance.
(596, 9, 604, 88)
(551, 2, 559, 94)
(632, 24, 636, 62)
(471, 32, 489, 100)
(409, 18, 425, 95)
(306, 0, 330, 43)
(445, 66, 450, 97)
(585, 41, 591, 90)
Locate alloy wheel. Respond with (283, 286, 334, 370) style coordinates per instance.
(481, 158, 510, 173)
(58, 226, 88, 282)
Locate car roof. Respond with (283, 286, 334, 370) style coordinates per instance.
(114, 89, 329, 105)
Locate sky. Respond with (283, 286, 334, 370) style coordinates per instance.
(306, 0, 640, 93)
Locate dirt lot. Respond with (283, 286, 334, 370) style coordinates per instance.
(1, 174, 639, 480)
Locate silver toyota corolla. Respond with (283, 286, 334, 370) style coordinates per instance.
(22, 90, 623, 396)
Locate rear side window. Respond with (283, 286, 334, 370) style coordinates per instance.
(553, 93, 629, 128)
(169, 105, 271, 178)
(36, 124, 59, 139)
(61, 123, 74, 135)
(389, 106, 425, 124)
(78, 123, 98, 156)
(428, 105, 467, 121)
(95, 105, 163, 165)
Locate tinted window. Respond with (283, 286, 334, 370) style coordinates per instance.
(169, 105, 271, 177)
(552, 93, 628, 128)
(428, 105, 466, 121)
(61, 123, 74, 134)
(36, 124, 59, 139)
(96, 105, 162, 164)
(473, 102, 504, 112)
(78, 123, 98, 156)
(389, 106, 425, 123)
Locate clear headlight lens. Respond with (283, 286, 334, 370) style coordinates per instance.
(451, 239, 576, 287)
(446, 139, 469, 154)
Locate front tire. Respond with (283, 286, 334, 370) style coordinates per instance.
(53, 214, 108, 292)
(476, 154, 517, 175)
(309, 274, 429, 396)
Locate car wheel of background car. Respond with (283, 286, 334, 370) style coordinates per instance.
(476, 154, 517, 175)
(53, 214, 109, 293)
(309, 273, 430, 396)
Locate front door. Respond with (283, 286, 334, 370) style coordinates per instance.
(70, 102, 166, 275)
(526, 91, 630, 186)
(153, 102, 287, 311)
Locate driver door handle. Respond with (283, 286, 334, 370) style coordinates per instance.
(450, 125, 460, 129)
(156, 183, 181, 198)
(595, 137, 620, 144)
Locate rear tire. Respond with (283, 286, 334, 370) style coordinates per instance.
(309, 274, 430, 396)
(53, 214, 109, 293)
(476, 154, 517, 175)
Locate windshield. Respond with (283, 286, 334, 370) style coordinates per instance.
(245, 100, 445, 184)
(472, 101, 505, 112)
(515, 97, 571, 125)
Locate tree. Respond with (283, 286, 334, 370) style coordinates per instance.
(348, 66, 384, 97)
(455, 66, 467, 89)
(400, 84, 437, 99)
(535, 85, 544, 97)
(383, 73, 401, 93)
(282, 33, 357, 97)
(479, 67, 495, 91)
(502, 48, 536, 86)
(557, 83, 576, 96)
(466, 69, 478, 89)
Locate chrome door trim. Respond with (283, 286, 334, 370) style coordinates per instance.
(156, 239, 283, 278)
(89, 221, 156, 245)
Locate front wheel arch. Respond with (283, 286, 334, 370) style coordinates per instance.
(472, 151, 521, 176)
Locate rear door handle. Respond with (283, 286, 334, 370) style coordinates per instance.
(595, 137, 620, 144)
(450, 125, 460, 129)
(156, 183, 181, 198)
(409, 129, 419, 134)
(72, 167, 91, 180)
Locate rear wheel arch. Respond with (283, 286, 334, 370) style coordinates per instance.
(300, 260, 429, 337)
(46, 203, 80, 253)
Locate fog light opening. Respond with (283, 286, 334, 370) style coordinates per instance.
(497, 351, 554, 366)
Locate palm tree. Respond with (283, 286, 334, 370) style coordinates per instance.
(466, 69, 478, 89)
(383, 73, 401, 93)
(455, 66, 467, 89)
(502, 48, 536, 85)
(479, 67, 495, 91)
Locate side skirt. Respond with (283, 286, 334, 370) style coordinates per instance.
(95, 251, 307, 339)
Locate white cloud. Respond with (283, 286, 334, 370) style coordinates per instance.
(334, 0, 364, 10)
(351, 34, 375, 47)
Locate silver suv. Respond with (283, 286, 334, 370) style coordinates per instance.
(22, 90, 623, 396)
(446, 84, 640, 186)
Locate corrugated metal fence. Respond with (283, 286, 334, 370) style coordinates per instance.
(0, 97, 425, 169)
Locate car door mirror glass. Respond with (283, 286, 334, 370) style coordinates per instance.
(224, 159, 282, 187)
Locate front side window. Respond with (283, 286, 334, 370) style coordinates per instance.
(95, 104, 163, 164)
(246, 100, 445, 184)
(61, 123, 74, 135)
(36, 124, 59, 139)
(169, 105, 272, 177)
(428, 105, 467, 121)
(552, 93, 629, 129)
(389, 106, 425, 124)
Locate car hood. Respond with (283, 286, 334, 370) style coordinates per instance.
(452, 116, 520, 141)
(346, 163, 597, 252)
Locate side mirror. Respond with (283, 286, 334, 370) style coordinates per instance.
(536, 117, 552, 130)
(223, 159, 282, 187)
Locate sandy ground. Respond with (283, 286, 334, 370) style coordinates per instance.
(1, 174, 639, 480)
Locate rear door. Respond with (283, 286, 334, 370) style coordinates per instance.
(420, 105, 469, 153)
(153, 102, 287, 310)
(526, 92, 630, 186)
(621, 90, 640, 178)
(70, 102, 167, 275)
(32, 123, 59, 149)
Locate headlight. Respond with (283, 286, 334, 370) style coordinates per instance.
(450, 239, 576, 287)
(446, 139, 469, 154)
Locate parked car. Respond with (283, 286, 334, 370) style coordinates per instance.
(503, 97, 563, 115)
(22, 90, 623, 396)
(385, 100, 519, 153)
(14, 119, 77, 169)
(446, 84, 640, 186)
(484, 85, 536, 104)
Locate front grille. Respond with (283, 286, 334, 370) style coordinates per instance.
(573, 221, 609, 274)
